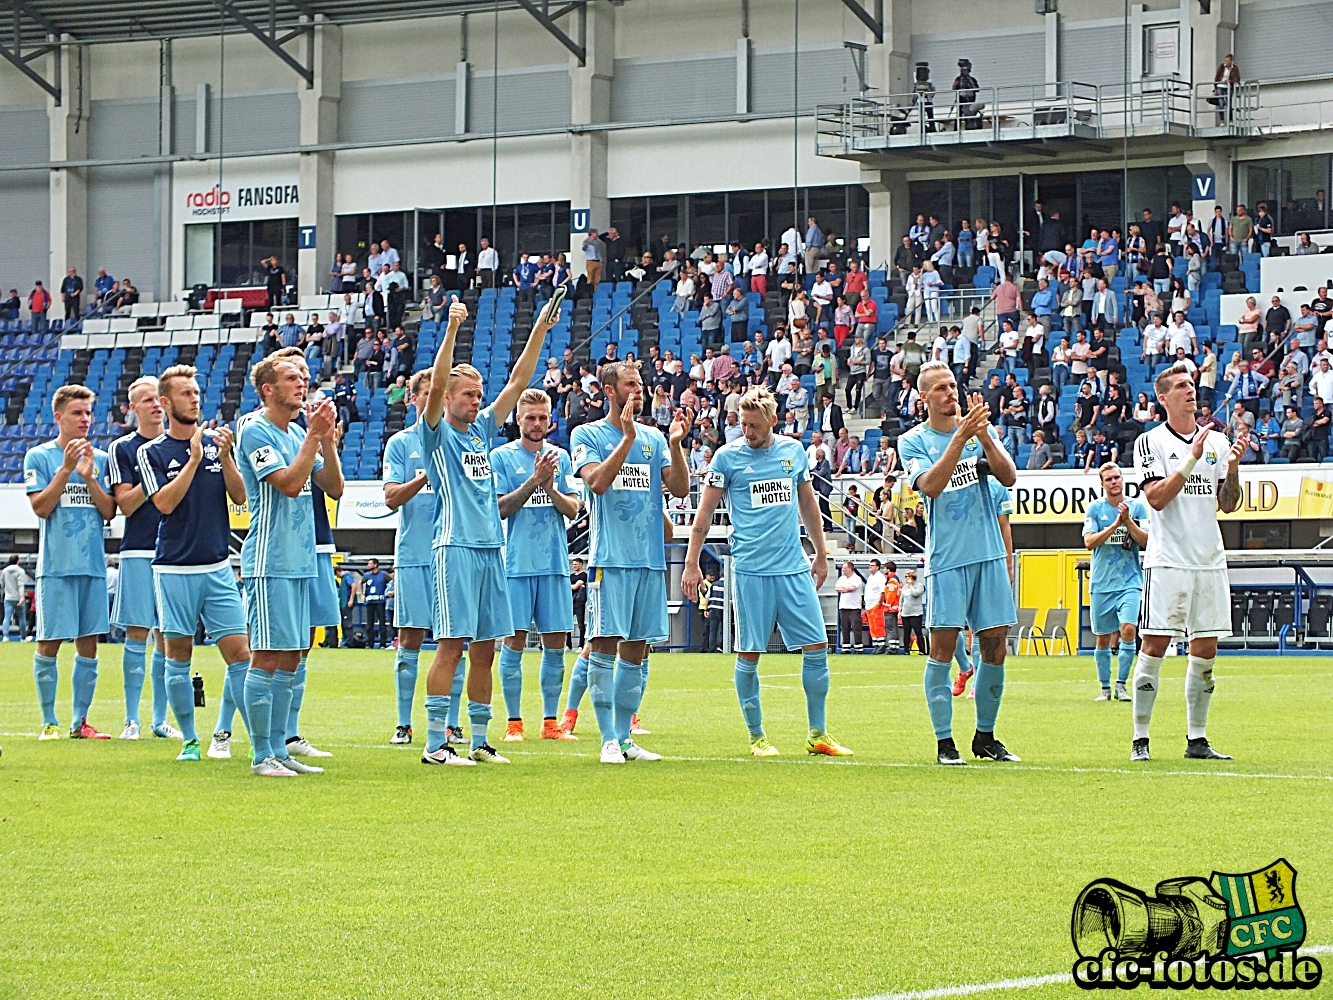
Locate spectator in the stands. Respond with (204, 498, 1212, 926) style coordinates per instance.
(1223, 358, 1268, 417)
(333, 374, 357, 429)
(364, 333, 386, 391)
(1228, 205, 1252, 255)
(477, 237, 499, 287)
(1027, 429, 1054, 469)
(265, 257, 286, 308)
(0, 289, 19, 320)
(302, 314, 325, 371)
(389, 326, 413, 380)
(726, 287, 750, 342)
(1309, 397, 1331, 461)
(1090, 278, 1118, 333)
(1087, 427, 1117, 469)
(1265, 295, 1292, 345)
(386, 376, 408, 407)
(747, 242, 770, 296)
(1253, 203, 1275, 256)
(27, 280, 51, 333)
(278, 313, 303, 349)
(92, 267, 114, 307)
(1291, 303, 1320, 350)
(512, 254, 539, 296)
(1296, 232, 1319, 255)
(59, 268, 83, 320)
(1280, 405, 1306, 460)
(422, 274, 447, 323)
(1002, 385, 1029, 456)
(1274, 361, 1303, 411)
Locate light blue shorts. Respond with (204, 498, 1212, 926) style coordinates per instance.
(1091, 588, 1142, 636)
(245, 576, 312, 651)
(35, 575, 109, 642)
(309, 552, 341, 628)
(393, 564, 436, 630)
(434, 545, 512, 641)
(112, 555, 158, 630)
(507, 573, 575, 635)
(925, 558, 1017, 633)
(155, 565, 248, 641)
(587, 566, 669, 644)
(733, 570, 828, 653)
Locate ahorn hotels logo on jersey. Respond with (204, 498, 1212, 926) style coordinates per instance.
(185, 183, 300, 217)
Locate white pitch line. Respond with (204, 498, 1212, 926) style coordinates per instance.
(847, 945, 1333, 1000)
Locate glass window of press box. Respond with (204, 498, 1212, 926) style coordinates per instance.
(1236, 155, 1333, 235)
(185, 220, 300, 288)
(610, 186, 869, 262)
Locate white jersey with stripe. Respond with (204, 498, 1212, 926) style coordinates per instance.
(1133, 422, 1231, 571)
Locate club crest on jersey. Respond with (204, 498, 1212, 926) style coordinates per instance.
(780, 459, 794, 473)
(471, 436, 483, 447)
(1206, 452, 1218, 465)
(640, 444, 653, 459)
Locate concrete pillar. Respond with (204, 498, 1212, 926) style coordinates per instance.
(1185, 0, 1236, 90)
(863, 168, 910, 272)
(48, 38, 90, 294)
(1044, 12, 1059, 94)
(298, 19, 341, 298)
(1185, 148, 1233, 227)
(569, 1, 613, 280)
(866, 0, 911, 95)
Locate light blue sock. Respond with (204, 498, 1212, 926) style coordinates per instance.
(734, 657, 764, 738)
(923, 658, 953, 739)
(468, 699, 492, 751)
(567, 654, 590, 711)
(217, 660, 251, 737)
(539, 648, 565, 719)
(33, 653, 58, 726)
(425, 693, 449, 752)
(71, 655, 99, 725)
(446, 665, 464, 728)
(164, 658, 197, 743)
(286, 654, 307, 742)
(802, 648, 831, 732)
(395, 648, 420, 728)
(122, 639, 147, 725)
(1117, 644, 1135, 684)
(636, 655, 650, 715)
(243, 667, 275, 763)
(587, 651, 617, 742)
(499, 644, 525, 720)
(612, 656, 643, 745)
(150, 648, 168, 729)
(269, 671, 295, 759)
(1094, 647, 1112, 688)
(953, 638, 971, 675)
(973, 661, 1005, 734)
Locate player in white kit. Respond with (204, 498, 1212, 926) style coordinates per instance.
(1130, 363, 1247, 762)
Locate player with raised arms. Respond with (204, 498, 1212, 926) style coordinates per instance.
(570, 360, 691, 764)
(108, 376, 178, 740)
(24, 385, 117, 740)
(235, 356, 340, 777)
(138, 366, 253, 763)
(491, 387, 581, 743)
(682, 386, 852, 757)
(897, 360, 1020, 765)
(1130, 363, 1246, 762)
(418, 289, 565, 765)
(1082, 463, 1150, 703)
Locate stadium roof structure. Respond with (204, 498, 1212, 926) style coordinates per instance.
(0, 0, 601, 100)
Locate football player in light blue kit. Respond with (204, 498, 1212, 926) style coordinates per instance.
(952, 477, 1015, 700)
(382, 367, 463, 745)
(897, 361, 1021, 765)
(571, 361, 691, 765)
(24, 384, 117, 740)
(492, 387, 581, 743)
(418, 294, 562, 766)
(682, 387, 852, 757)
(235, 355, 341, 778)
(139, 365, 253, 763)
(1082, 462, 1149, 703)
(108, 376, 177, 741)
(269, 346, 341, 760)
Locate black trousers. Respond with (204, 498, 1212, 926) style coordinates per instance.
(901, 615, 926, 654)
(365, 602, 387, 648)
(703, 611, 725, 653)
(573, 604, 586, 648)
(838, 608, 864, 651)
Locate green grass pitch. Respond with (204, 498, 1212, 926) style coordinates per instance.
(0, 645, 1329, 999)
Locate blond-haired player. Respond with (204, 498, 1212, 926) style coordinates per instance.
(418, 287, 566, 765)
(1129, 363, 1246, 762)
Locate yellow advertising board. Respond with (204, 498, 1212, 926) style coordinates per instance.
(228, 493, 338, 529)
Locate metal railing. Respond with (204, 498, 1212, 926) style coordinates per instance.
(816, 78, 1263, 155)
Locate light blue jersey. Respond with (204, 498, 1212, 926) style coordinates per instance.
(490, 440, 577, 578)
(236, 414, 323, 579)
(571, 419, 672, 571)
(421, 404, 503, 549)
(1082, 498, 1150, 593)
(23, 439, 110, 578)
(383, 423, 438, 567)
(898, 422, 1007, 576)
(705, 435, 810, 576)
(991, 478, 1014, 517)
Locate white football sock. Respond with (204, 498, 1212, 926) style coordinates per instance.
(1132, 653, 1164, 740)
(1185, 655, 1216, 741)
